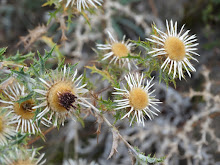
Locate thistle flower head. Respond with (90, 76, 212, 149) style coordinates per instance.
(34, 65, 89, 127)
(113, 73, 161, 126)
(97, 31, 137, 70)
(147, 20, 199, 80)
(0, 83, 49, 134)
(1, 148, 46, 165)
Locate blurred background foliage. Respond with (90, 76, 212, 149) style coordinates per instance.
(1, 0, 220, 54)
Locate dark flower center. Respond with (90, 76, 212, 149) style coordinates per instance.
(58, 92, 77, 111)
(13, 100, 36, 120)
(22, 101, 33, 111)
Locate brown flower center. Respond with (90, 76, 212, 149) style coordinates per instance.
(112, 43, 129, 58)
(47, 81, 76, 112)
(129, 88, 149, 110)
(58, 92, 77, 111)
(13, 100, 35, 120)
(164, 36, 186, 61)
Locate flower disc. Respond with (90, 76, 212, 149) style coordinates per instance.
(13, 100, 35, 120)
(112, 43, 129, 58)
(129, 88, 149, 110)
(164, 36, 186, 61)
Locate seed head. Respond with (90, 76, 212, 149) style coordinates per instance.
(58, 91, 77, 111)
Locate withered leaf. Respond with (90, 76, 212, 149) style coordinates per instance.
(17, 25, 47, 50)
(95, 114, 103, 143)
(108, 127, 120, 159)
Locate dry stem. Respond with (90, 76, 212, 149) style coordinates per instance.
(81, 98, 139, 157)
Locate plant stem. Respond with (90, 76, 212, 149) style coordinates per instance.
(81, 98, 139, 157)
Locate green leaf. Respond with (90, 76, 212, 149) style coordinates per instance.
(8, 51, 34, 63)
(99, 97, 116, 111)
(122, 53, 140, 59)
(12, 68, 35, 91)
(68, 63, 78, 72)
(0, 47, 34, 64)
(82, 69, 94, 90)
(47, 8, 60, 25)
(133, 39, 151, 51)
(40, 36, 63, 63)
(12, 68, 29, 80)
(37, 51, 45, 75)
(31, 47, 55, 75)
(16, 91, 34, 104)
(138, 153, 165, 164)
(11, 133, 28, 145)
(77, 116, 85, 128)
(113, 110, 122, 124)
(44, 46, 56, 61)
(86, 65, 115, 85)
(0, 47, 7, 60)
(57, 58, 65, 71)
(30, 63, 40, 77)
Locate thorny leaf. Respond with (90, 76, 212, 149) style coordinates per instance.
(17, 25, 48, 50)
(137, 153, 165, 164)
(31, 47, 55, 76)
(47, 9, 60, 25)
(40, 36, 64, 62)
(0, 61, 28, 71)
(0, 47, 7, 58)
(12, 68, 35, 91)
(85, 65, 115, 85)
(16, 91, 34, 104)
(108, 127, 120, 159)
(0, 50, 34, 69)
(11, 133, 28, 145)
(7, 52, 34, 63)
